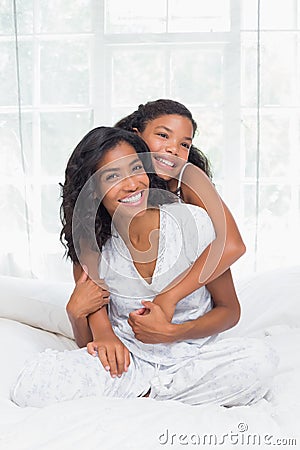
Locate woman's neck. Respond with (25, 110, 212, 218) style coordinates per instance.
(114, 208, 159, 248)
(113, 208, 160, 279)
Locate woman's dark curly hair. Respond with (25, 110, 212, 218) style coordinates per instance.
(115, 99, 212, 179)
(60, 126, 175, 263)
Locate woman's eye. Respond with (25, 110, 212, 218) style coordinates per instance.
(105, 173, 118, 181)
(132, 164, 143, 171)
(157, 133, 168, 139)
(181, 142, 191, 150)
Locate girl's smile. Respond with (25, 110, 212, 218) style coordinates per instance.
(137, 114, 194, 180)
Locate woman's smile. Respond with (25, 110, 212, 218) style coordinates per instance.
(97, 142, 150, 218)
(118, 190, 146, 206)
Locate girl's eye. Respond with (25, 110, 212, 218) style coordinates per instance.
(181, 142, 191, 150)
(157, 133, 168, 139)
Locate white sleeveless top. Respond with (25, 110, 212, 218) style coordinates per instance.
(99, 202, 216, 365)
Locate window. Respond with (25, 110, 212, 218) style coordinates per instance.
(0, 0, 299, 279)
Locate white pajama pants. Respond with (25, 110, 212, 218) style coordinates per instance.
(11, 337, 278, 408)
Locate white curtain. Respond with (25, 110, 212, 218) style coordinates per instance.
(0, 0, 299, 281)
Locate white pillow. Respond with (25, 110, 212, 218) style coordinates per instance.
(0, 276, 74, 339)
(0, 318, 77, 399)
(225, 265, 300, 338)
(1, 266, 299, 342)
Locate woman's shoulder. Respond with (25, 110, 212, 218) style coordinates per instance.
(161, 203, 215, 255)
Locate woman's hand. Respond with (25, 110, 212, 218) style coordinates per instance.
(67, 267, 110, 320)
(87, 332, 130, 378)
(128, 301, 174, 344)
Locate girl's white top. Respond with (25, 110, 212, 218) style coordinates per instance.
(99, 202, 216, 365)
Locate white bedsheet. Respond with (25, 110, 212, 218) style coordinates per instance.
(0, 267, 299, 450)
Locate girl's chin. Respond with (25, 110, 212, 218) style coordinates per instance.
(155, 171, 174, 181)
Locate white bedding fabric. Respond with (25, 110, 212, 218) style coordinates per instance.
(0, 267, 300, 450)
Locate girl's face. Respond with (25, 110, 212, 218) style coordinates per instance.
(137, 114, 194, 181)
(97, 141, 149, 219)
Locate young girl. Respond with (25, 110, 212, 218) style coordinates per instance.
(11, 127, 277, 408)
(68, 100, 246, 347)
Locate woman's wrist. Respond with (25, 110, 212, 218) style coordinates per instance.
(92, 326, 115, 342)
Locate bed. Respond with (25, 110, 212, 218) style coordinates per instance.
(0, 267, 299, 450)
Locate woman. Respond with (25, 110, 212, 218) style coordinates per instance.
(11, 127, 277, 408)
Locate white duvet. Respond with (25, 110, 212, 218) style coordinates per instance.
(0, 267, 299, 450)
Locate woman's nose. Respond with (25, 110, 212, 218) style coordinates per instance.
(122, 174, 138, 190)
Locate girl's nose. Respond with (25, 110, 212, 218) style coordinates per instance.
(165, 143, 178, 155)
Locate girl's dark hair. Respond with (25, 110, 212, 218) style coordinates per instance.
(60, 126, 174, 263)
(115, 99, 212, 179)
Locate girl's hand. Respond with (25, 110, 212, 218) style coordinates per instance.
(152, 295, 177, 322)
(128, 301, 174, 344)
(67, 268, 110, 320)
(87, 333, 130, 378)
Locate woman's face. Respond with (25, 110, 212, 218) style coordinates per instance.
(137, 114, 194, 181)
(97, 141, 149, 219)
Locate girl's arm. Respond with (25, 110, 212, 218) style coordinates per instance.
(154, 164, 245, 312)
(128, 269, 240, 344)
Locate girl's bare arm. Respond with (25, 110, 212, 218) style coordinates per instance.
(154, 164, 245, 311)
(129, 269, 240, 343)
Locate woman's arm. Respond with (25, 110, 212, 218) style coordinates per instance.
(88, 308, 130, 378)
(67, 263, 110, 347)
(73, 239, 100, 282)
(154, 164, 245, 312)
(67, 267, 107, 347)
(128, 269, 240, 344)
(68, 238, 110, 347)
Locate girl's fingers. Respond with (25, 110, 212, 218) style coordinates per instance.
(102, 291, 110, 298)
(134, 307, 147, 315)
(94, 278, 109, 291)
